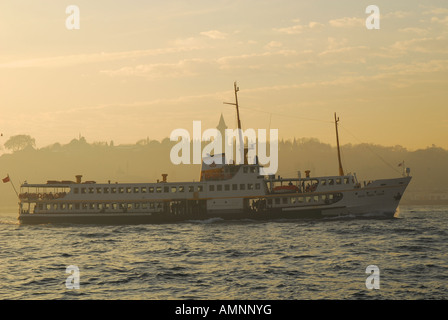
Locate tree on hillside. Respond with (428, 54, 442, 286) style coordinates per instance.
(4, 135, 36, 152)
(136, 138, 148, 146)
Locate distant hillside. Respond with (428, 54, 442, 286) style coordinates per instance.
(1, 136, 447, 211)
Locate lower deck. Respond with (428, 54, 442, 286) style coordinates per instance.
(19, 190, 346, 216)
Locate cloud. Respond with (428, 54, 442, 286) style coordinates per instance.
(423, 7, 448, 15)
(431, 15, 448, 27)
(0, 47, 204, 69)
(216, 50, 297, 70)
(377, 59, 448, 75)
(100, 59, 208, 79)
(325, 37, 348, 51)
(265, 41, 283, 49)
(328, 17, 364, 28)
(101, 49, 300, 77)
(274, 24, 305, 34)
(389, 37, 448, 54)
(159, 7, 222, 20)
(319, 46, 368, 57)
(308, 21, 325, 30)
(249, 59, 448, 91)
(274, 21, 324, 34)
(200, 30, 228, 39)
(383, 11, 412, 19)
(398, 27, 430, 36)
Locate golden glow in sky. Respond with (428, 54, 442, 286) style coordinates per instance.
(0, 0, 447, 151)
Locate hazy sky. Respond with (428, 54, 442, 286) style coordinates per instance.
(0, 0, 447, 152)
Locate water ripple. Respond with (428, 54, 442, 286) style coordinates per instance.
(0, 206, 447, 299)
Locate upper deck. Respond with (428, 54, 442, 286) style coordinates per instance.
(19, 165, 365, 205)
(19, 163, 268, 203)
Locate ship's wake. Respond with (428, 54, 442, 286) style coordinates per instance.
(185, 217, 225, 224)
(0, 218, 19, 225)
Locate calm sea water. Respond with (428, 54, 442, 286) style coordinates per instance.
(0, 205, 447, 300)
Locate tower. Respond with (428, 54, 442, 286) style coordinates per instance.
(216, 113, 227, 138)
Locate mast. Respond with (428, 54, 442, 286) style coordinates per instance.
(234, 82, 242, 132)
(334, 112, 345, 176)
(224, 82, 245, 158)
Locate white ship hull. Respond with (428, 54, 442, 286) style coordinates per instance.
(320, 176, 410, 218)
(18, 170, 411, 224)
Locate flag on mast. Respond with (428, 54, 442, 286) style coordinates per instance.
(3, 174, 19, 198)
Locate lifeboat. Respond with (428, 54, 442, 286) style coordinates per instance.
(273, 185, 299, 193)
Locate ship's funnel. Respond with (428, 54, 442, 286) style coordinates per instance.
(162, 174, 168, 183)
(75, 175, 82, 184)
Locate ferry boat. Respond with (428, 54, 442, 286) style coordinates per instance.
(17, 84, 412, 224)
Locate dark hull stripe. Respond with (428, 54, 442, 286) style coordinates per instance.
(18, 208, 396, 225)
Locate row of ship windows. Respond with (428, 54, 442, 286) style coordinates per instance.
(267, 178, 351, 187)
(314, 178, 352, 186)
(36, 194, 342, 211)
(74, 185, 204, 194)
(38, 202, 164, 211)
(209, 183, 261, 192)
(35, 193, 343, 211)
(267, 193, 343, 205)
(73, 183, 262, 195)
